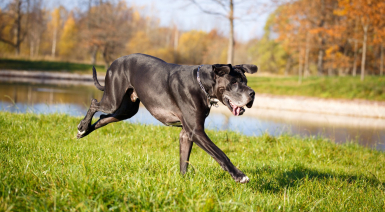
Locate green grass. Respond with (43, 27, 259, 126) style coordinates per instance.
(248, 76, 385, 101)
(1, 112, 384, 211)
(0, 58, 104, 73)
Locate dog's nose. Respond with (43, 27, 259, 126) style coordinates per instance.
(249, 90, 255, 98)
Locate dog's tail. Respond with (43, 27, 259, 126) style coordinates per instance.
(93, 66, 105, 91)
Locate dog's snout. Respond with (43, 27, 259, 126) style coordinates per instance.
(249, 90, 255, 98)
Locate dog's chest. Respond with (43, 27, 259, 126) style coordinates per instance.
(146, 107, 182, 127)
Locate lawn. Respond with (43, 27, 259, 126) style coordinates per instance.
(0, 112, 384, 211)
(0, 58, 104, 73)
(248, 76, 385, 102)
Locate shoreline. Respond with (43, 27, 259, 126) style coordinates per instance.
(2, 69, 385, 121)
(0, 69, 104, 84)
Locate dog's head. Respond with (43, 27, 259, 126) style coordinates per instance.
(210, 64, 257, 116)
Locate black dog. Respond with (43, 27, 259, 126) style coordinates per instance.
(77, 53, 257, 183)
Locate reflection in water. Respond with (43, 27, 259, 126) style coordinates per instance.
(1, 82, 384, 150)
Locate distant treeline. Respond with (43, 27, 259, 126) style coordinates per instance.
(0, 0, 384, 79)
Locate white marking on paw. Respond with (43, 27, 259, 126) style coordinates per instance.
(239, 176, 249, 184)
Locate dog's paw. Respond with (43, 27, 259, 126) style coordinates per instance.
(77, 122, 88, 139)
(233, 172, 250, 184)
(78, 125, 86, 135)
(239, 176, 250, 184)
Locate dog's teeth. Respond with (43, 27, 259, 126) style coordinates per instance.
(78, 130, 85, 135)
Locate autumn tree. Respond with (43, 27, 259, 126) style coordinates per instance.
(48, 7, 63, 58)
(336, 0, 385, 80)
(0, 0, 30, 55)
(272, 2, 313, 78)
(178, 30, 209, 64)
(186, 0, 263, 64)
(248, 12, 289, 74)
(58, 13, 78, 57)
(79, 1, 133, 69)
(27, 0, 46, 57)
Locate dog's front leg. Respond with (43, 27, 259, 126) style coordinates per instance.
(179, 129, 193, 174)
(189, 129, 249, 183)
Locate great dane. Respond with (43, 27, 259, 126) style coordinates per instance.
(77, 53, 257, 183)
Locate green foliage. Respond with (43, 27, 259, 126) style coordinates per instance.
(248, 76, 385, 101)
(248, 12, 289, 74)
(0, 58, 104, 73)
(248, 38, 288, 74)
(1, 112, 384, 211)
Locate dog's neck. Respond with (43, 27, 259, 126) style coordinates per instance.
(197, 65, 219, 107)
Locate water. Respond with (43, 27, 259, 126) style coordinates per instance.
(1, 81, 384, 150)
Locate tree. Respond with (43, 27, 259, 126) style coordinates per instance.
(27, 0, 46, 57)
(178, 30, 209, 64)
(79, 1, 133, 69)
(0, 0, 30, 55)
(48, 7, 62, 58)
(248, 12, 289, 74)
(186, 0, 261, 64)
(58, 13, 78, 57)
(336, 0, 385, 80)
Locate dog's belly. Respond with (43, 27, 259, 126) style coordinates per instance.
(145, 106, 182, 127)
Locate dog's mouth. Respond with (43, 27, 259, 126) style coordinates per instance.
(223, 97, 246, 116)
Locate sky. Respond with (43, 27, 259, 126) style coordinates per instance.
(3, 0, 274, 42)
(127, 0, 272, 42)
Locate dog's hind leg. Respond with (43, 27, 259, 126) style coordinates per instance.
(77, 89, 140, 139)
(77, 98, 100, 136)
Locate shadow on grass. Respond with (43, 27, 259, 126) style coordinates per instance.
(246, 164, 384, 193)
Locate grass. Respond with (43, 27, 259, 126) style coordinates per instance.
(0, 58, 104, 73)
(248, 76, 385, 102)
(0, 112, 384, 211)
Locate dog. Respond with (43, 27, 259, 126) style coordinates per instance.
(77, 53, 257, 183)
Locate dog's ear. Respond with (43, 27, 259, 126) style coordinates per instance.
(212, 64, 231, 76)
(235, 64, 258, 74)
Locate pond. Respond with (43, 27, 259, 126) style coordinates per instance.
(1, 81, 384, 150)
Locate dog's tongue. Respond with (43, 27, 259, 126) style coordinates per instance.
(232, 106, 241, 116)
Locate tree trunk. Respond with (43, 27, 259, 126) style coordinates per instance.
(103, 44, 110, 70)
(361, 24, 368, 81)
(284, 56, 292, 76)
(90, 45, 98, 65)
(328, 53, 335, 76)
(381, 44, 383, 76)
(36, 37, 40, 56)
(316, 0, 325, 76)
(304, 32, 310, 77)
(174, 28, 179, 50)
(51, 27, 57, 58)
(30, 40, 34, 57)
(15, 0, 22, 55)
(298, 48, 303, 84)
(352, 39, 358, 76)
(352, 19, 359, 76)
(317, 42, 324, 76)
(227, 0, 234, 64)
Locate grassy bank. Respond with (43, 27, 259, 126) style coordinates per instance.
(248, 76, 385, 101)
(0, 58, 104, 73)
(0, 112, 384, 211)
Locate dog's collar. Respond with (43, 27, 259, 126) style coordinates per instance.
(197, 65, 219, 108)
